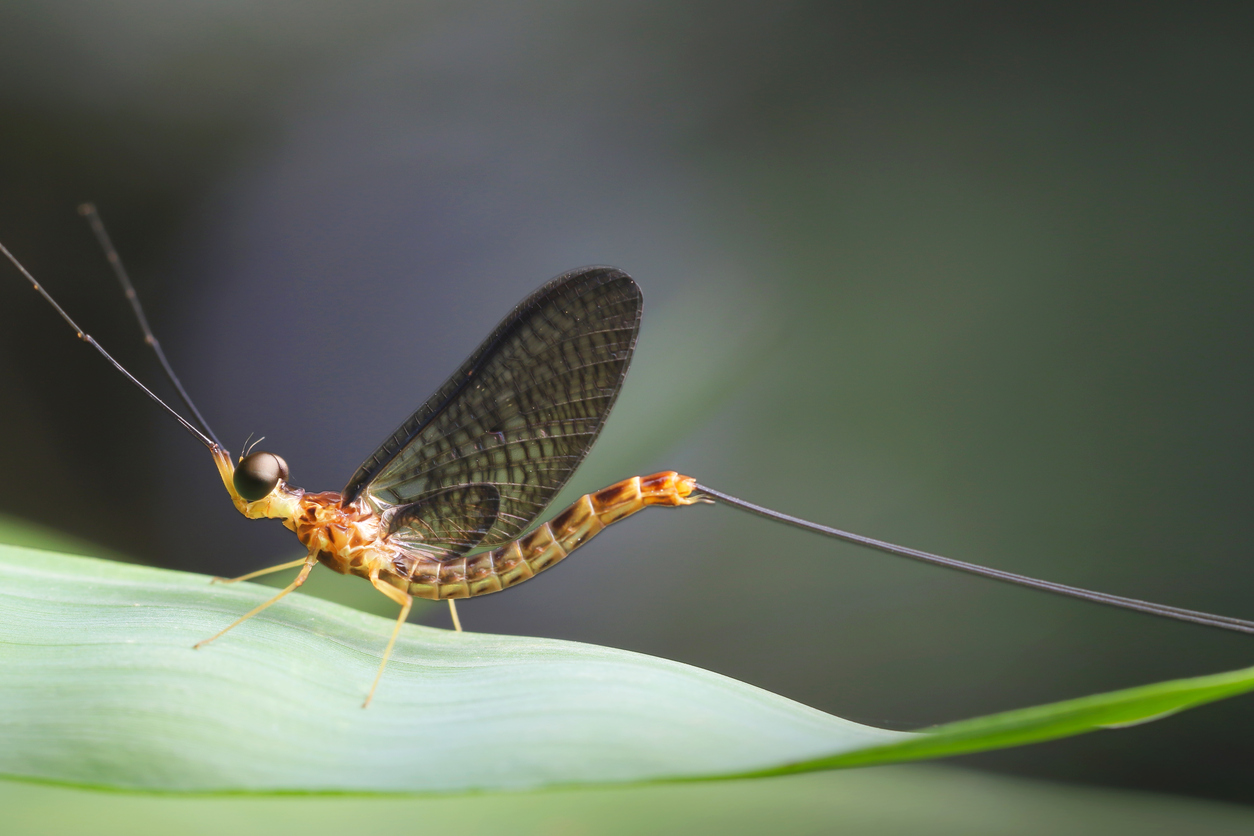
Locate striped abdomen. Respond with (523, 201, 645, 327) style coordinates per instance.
(402, 472, 698, 600)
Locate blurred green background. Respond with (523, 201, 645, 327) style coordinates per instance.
(2, 0, 1253, 819)
(8, 768, 1254, 836)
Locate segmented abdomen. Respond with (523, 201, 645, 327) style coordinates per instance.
(403, 472, 697, 600)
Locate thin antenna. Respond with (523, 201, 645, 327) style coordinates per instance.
(0, 240, 218, 451)
(78, 203, 223, 448)
(695, 482, 1254, 635)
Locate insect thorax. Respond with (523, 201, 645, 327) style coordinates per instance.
(289, 491, 399, 580)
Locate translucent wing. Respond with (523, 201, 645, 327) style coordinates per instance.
(386, 484, 500, 555)
(343, 266, 642, 552)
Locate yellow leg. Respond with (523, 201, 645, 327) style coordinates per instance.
(447, 599, 463, 632)
(194, 557, 315, 649)
(210, 556, 308, 584)
(364, 576, 412, 708)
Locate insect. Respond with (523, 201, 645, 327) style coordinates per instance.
(4, 205, 1253, 707)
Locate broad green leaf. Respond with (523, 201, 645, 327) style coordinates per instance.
(2, 545, 1253, 794)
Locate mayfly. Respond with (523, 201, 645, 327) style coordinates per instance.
(3, 206, 1253, 708)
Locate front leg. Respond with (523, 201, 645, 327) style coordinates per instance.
(210, 556, 308, 584)
(195, 550, 318, 649)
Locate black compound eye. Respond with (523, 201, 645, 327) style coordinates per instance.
(234, 451, 287, 501)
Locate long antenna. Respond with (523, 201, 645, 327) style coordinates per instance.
(0, 240, 218, 451)
(695, 482, 1254, 635)
(78, 203, 223, 449)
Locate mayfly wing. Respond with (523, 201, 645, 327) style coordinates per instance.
(343, 266, 642, 555)
(386, 483, 500, 553)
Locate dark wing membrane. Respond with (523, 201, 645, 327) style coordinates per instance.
(387, 484, 500, 555)
(344, 266, 642, 548)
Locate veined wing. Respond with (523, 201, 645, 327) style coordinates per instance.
(385, 483, 501, 554)
(343, 266, 642, 554)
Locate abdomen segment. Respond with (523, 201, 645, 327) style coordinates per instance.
(404, 472, 699, 600)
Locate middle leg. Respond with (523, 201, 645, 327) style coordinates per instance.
(364, 575, 413, 708)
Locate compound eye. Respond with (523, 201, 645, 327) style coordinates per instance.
(234, 451, 287, 501)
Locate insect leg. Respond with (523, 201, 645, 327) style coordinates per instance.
(194, 554, 316, 649)
(447, 600, 463, 632)
(363, 576, 412, 708)
(209, 556, 309, 585)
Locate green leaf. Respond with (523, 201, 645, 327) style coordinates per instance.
(2, 545, 1252, 794)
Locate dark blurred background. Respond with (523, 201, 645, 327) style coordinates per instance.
(2, 0, 1252, 805)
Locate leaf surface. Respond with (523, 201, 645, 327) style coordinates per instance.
(1, 545, 1251, 794)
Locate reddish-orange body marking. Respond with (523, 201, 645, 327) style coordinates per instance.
(213, 449, 699, 601)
